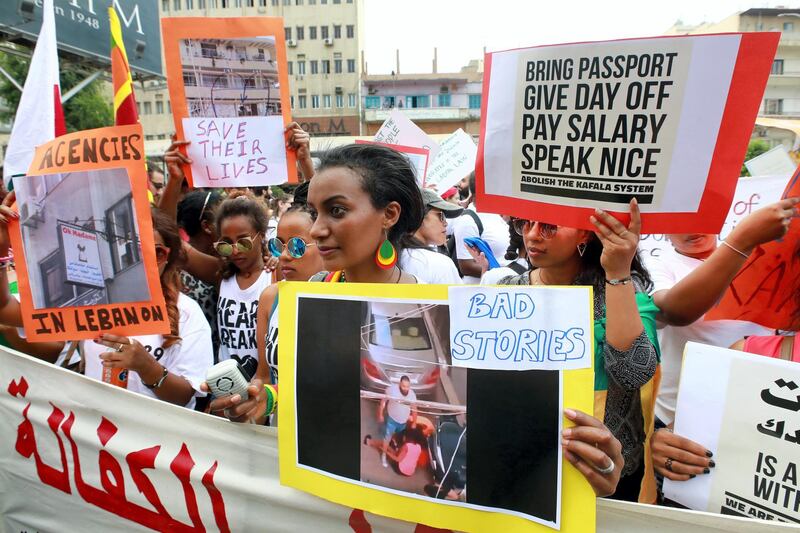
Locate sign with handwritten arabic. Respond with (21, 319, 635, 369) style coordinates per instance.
(666, 342, 800, 524)
(59, 222, 105, 288)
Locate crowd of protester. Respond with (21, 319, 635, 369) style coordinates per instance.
(1, 118, 798, 507)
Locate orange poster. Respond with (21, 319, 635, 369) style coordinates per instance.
(162, 17, 297, 188)
(706, 166, 800, 329)
(9, 124, 169, 342)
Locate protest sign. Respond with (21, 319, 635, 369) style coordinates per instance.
(162, 17, 296, 187)
(278, 282, 595, 532)
(638, 175, 789, 260)
(705, 168, 800, 329)
(665, 342, 800, 524)
(8, 124, 168, 342)
(0, 345, 776, 533)
(374, 111, 441, 160)
(448, 286, 592, 371)
(745, 145, 796, 178)
(425, 129, 478, 192)
(355, 140, 430, 186)
(477, 33, 779, 233)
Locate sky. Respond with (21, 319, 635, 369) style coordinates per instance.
(362, 0, 793, 74)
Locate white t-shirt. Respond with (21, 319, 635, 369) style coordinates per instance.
(647, 247, 771, 425)
(399, 247, 461, 285)
(83, 294, 213, 409)
(451, 207, 510, 284)
(386, 383, 417, 424)
(217, 271, 272, 380)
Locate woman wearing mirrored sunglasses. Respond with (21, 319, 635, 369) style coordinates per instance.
(498, 199, 660, 503)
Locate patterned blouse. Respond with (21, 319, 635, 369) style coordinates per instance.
(498, 272, 658, 477)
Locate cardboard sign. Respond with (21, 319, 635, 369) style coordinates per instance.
(638, 175, 789, 260)
(705, 168, 800, 329)
(162, 17, 296, 187)
(355, 140, 430, 186)
(59, 222, 104, 288)
(448, 286, 592, 371)
(278, 282, 595, 532)
(9, 124, 168, 342)
(374, 111, 440, 160)
(425, 129, 478, 192)
(666, 342, 800, 524)
(745, 145, 796, 178)
(477, 33, 779, 233)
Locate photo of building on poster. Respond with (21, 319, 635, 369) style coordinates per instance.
(359, 302, 467, 501)
(13, 168, 150, 310)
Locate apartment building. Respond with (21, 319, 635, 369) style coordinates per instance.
(140, 0, 364, 146)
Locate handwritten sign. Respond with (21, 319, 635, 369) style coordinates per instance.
(373, 110, 440, 160)
(447, 286, 593, 371)
(183, 116, 288, 187)
(425, 129, 478, 192)
(478, 33, 780, 233)
(666, 342, 800, 524)
(354, 140, 429, 185)
(59, 223, 104, 288)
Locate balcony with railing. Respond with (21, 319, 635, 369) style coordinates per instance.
(182, 48, 277, 73)
(362, 94, 481, 122)
(760, 97, 800, 117)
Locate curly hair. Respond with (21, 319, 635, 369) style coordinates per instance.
(214, 191, 268, 279)
(151, 208, 185, 349)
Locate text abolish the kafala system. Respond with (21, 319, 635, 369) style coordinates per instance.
(516, 50, 685, 205)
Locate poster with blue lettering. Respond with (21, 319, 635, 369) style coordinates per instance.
(448, 286, 593, 371)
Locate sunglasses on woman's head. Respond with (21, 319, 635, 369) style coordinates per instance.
(268, 237, 316, 258)
(512, 219, 558, 239)
(213, 234, 260, 257)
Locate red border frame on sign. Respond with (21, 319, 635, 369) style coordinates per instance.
(476, 32, 780, 234)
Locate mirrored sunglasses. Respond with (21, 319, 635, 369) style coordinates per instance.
(268, 237, 316, 259)
(512, 219, 558, 239)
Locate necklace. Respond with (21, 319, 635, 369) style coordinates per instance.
(326, 267, 403, 283)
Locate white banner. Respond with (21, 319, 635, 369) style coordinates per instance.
(0, 346, 788, 532)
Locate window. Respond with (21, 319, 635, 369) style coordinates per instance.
(346, 24, 354, 38)
(311, 95, 320, 108)
(773, 59, 785, 75)
(157, 134, 167, 140)
(335, 93, 343, 107)
(321, 25, 329, 39)
(296, 26, 304, 40)
(186, 0, 194, 7)
(259, 0, 267, 4)
(383, 96, 395, 108)
(296, 0, 303, 3)
(156, 101, 164, 114)
(287, 61, 293, 75)
(405, 95, 430, 108)
(309, 0, 316, 3)
(40, 250, 92, 308)
(198, 0, 206, 6)
(784, 22, 794, 32)
(143, 101, 152, 114)
(365, 96, 380, 109)
(309, 26, 317, 39)
(322, 60, 330, 74)
(334, 25, 341, 38)
(297, 60, 306, 75)
(334, 59, 342, 73)
(183, 73, 197, 86)
(283, 0, 290, 4)
(438, 94, 451, 107)
(333, 0, 340, 4)
(106, 196, 141, 274)
(290, 95, 294, 107)
(348, 93, 356, 107)
(167, 101, 171, 113)
(310, 60, 319, 74)
(285, 27, 292, 40)
(272, 0, 278, 4)
(764, 98, 784, 114)
(298, 95, 307, 108)
(200, 42, 217, 57)
(162, 0, 169, 10)
(469, 94, 482, 109)
(347, 0, 352, 3)
(323, 94, 331, 107)
(347, 59, 355, 73)
(321, 0, 326, 3)
(208, 0, 217, 6)
(221, 0, 229, 6)
(173, 0, 181, 9)
(755, 22, 764, 31)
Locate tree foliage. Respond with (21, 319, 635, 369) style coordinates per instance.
(740, 139, 772, 177)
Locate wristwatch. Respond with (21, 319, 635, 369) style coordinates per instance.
(143, 365, 169, 390)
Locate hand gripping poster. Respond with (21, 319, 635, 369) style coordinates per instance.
(9, 124, 169, 342)
(477, 33, 779, 234)
(666, 342, 800, 524)
(278, 282, 596, 532)
(162, 17, 297, 188)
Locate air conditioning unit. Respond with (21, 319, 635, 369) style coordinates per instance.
(19, 202, 44, 228)
(335, 86, 343, 94)
(323, 38, 334, 46)
(287, 39, 297, 47)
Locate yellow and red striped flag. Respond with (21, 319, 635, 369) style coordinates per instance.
(109, 6, 138, 125)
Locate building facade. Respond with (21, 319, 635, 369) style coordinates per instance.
(140, 0, 364, 143)
(665, 8, 800, 149)
(361, 60, 483, 136)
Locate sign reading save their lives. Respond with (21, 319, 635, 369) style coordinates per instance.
(59, 222, 104, 288)
(447, 286, 593, 371)
(478, 33, 780, 234)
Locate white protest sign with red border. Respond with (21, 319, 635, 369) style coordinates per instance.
(477, 33, 780, 234)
